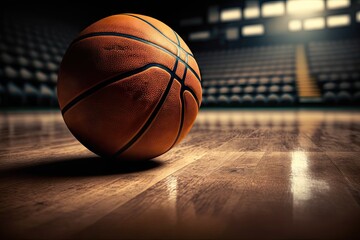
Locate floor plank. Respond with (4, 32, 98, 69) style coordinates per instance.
(0, 109, 360, 239)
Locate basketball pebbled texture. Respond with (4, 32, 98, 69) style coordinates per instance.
(57, 13, 202, 160)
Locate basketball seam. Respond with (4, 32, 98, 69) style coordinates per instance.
(167, 41, 189, 151)
(61, 63, 182, 115)
(173, 30, 181, 46)
(112, 58, 179, 159)
(123, 13, 194, 57)
(170, 68, 187, 150)
(70, 32, 201, 82)
(183, 86, 200, 107)
(173, 30, 199, 68)
(173, 29, 181, 58)
(176, 51, 200, 107)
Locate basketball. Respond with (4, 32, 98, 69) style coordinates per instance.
(56, 13, 202, 160)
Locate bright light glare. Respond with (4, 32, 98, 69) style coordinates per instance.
(287, 0, 324, 15)
(304, 17, 325, 30)
(244, 7, 260, 19)
(357, 11, 360, 22)
(221, 8, 242, 22)
(291, 151, 308, 175)
(327, 0, 350, 9)
(327, 14, 350, 27)
(291, 150, 330, 218)
(242, 24, 264, 36)
(166, 176, 178, 201)
(189, 31, 210, 41)
(289, 20, 302, 31)
(262, 1, 285, 17)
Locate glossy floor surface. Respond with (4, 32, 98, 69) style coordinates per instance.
(0, 109, 360, 239)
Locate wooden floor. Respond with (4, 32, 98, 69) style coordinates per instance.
(0, 109, 360, 239)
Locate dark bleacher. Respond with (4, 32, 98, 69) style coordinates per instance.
(308, 38, 360, 105)
(1, 1, 359, 109)
(0, 15, 77, 108)
(198, 44, 298, 107)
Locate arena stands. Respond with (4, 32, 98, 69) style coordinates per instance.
(0, 0, 359, 108)
(197, 44, 298, 106)
(0, 14, 77, 107)
(308, 38, 360, 104)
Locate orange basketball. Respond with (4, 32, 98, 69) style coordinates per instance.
(57, 13, 202, 161)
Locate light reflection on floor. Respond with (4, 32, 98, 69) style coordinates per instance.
(291, 150, 330, 220)
(193, 109, 360, 130)
(1, 109, 360, 239)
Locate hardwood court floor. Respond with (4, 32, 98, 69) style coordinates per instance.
(0, 109, 360, 239)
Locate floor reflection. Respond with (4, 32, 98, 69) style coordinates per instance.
(0, 111, 65, 141)
(193, 109, 360, 152)
(165, 175, 178, 225)
(291, 150, 329, 220)
(193, 109, 360, 130)
(1, 109, 360, 239)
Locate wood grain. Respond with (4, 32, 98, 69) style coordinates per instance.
(0, 109, 359, 239)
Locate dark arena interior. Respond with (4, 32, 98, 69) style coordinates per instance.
(1, 0, 360, 239)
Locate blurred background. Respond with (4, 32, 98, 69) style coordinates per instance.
(0, 0, 359, 109)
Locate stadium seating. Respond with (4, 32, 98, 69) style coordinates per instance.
(0, 11, 359, 109)
(198, 44, 298, 106)
(308, 39, 360, 105)
(0, 17, 76, 107)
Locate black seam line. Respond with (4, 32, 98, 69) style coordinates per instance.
(174, 31, 186, 64)
(124, 13, 194, 58)
(173, 31, 180, 57)
(70, 32, 201, 83)
(166, 32, 187, 151)
(182, 66, 188, 82)
(176, 44, 180, 57)
(173, 30, 180, 45)
(172, 79, 200, 107)
(180, 53, 200, 107)
(183, 86, 200, 107)
(168, 67, 188, 151)
(61, 63, 181, 115)
(112, 58, 179, 159)
(184, 48, 200, 108)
